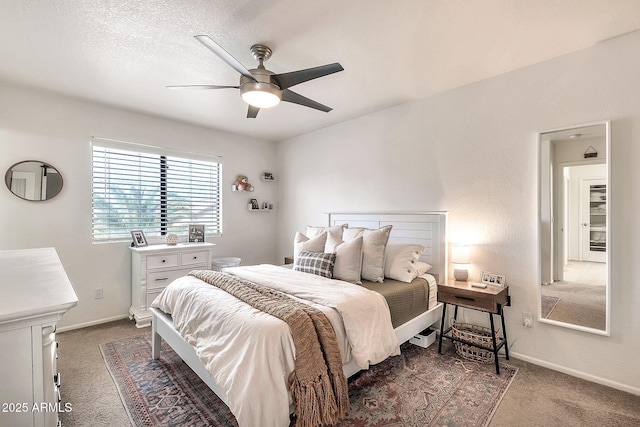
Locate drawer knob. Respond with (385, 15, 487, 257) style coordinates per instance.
(162, 259, 166, 263)
(155, 277, 169, 281)
(193, 256, 197, 259)
(455, 296, 475, 302)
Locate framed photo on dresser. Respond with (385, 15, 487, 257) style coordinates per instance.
(188, 224, 205, 243)
(130, 230, 148, 247)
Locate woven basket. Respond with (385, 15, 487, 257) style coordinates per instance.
(451, 322, 499, 363)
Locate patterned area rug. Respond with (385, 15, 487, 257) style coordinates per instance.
(100, 333, 517, 427)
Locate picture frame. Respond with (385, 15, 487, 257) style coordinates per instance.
(261, 172, 275, 181)
(250, 198, 259, 210)
(188, 224, 205, 243)
(481, 271, 505, 287)
(130, 230, 148, 247)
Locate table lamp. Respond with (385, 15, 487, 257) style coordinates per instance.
(451, 244, 470, 281)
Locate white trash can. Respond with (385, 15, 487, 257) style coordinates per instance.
(211, 257, 241, 271)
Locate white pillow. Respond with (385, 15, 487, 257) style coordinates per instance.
(293, 231, 327, 263)
(384, 242, 426, 283)
(414, 261, 433, 276)
(325, 232, 363, 284)
(342, 225, 392, 282)
(306, 224, 347, 239)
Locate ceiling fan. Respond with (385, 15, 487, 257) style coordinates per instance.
(167, 35, 344, 118)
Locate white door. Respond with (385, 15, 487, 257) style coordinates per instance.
(580, 178, 606, 263)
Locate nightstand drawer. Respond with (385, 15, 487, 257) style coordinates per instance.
(438, 282, 509, 313)
(181, 251, 209, 266)
(438, 287, 497, 311)
(147, 254, 179, 269)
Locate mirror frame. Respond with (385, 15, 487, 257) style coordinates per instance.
(538, 120, 610, 336)
(5, 160, 64, 201)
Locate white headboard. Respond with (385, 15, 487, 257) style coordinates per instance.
(327, 211, 448, 283)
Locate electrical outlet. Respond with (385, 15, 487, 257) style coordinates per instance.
(95, 288, 104, 299)
(523, 312, 534, 327)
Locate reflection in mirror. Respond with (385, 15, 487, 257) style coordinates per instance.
(539, 121, 610, 335)
(5, 161, 63, 201)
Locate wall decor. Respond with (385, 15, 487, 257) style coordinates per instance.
(5, 160, 63, 201)
(261, 172, 275, 181)
(232, 175, 254, 192)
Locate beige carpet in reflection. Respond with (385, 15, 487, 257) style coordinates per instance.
(541, 261, 606, 330)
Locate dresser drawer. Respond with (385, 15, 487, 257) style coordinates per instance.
(438, 286, 498, 312)
(147, 289, 164, 309)
(147, 267, 194, 290)
(181, 251, 209, 266)
(147, 254, 179, 269)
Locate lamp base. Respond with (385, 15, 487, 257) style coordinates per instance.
(453, 268, 468, 281)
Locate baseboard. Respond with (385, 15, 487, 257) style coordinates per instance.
(510, 351, 640, 396)
(57, 314, 131, 333)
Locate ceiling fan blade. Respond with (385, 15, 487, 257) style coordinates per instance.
(194, 35, 256, 81)
(281, 89, 332, 112)
(272, 63, 343, 90)
(166, 84, 239, 90)
(247, 105, 260, 118)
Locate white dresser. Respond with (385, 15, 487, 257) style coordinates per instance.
(0, 248, 78, 427)
(129, 243, 216, 327)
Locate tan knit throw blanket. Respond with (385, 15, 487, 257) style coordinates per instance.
(189, 270, 349, 427)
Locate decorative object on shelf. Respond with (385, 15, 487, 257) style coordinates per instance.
(131, 230, 148, 247)
(451, 244, 470, 281)
(232, 175, 254, 192)
(261, 172, 275, 181)
(481, 271, 505, 287)
(248, 199, 274, 211)
(165, 233, 179, 245)
(188, 224, 205, 243)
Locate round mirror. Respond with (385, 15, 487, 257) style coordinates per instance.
(5, 161, 63, 201)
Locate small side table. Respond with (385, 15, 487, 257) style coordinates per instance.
(437, 280, 510, 374)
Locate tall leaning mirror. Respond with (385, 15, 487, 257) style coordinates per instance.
(539, 121, 610, 335)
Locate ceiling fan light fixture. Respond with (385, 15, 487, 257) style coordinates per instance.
(240, 82, 282, 108)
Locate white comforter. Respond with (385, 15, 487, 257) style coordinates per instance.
(151, 264, 399, 427)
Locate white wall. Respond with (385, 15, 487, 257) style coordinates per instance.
(276, 32, 640, 393)
(0, 82, 279, 330)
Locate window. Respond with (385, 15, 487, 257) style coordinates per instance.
(91, 139, 222, 242)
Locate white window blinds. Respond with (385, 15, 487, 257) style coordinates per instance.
(91, 139, 222, 242)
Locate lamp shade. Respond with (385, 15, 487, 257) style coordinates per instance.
(451, 245, 470, 265)
(451, 244, 470, 281)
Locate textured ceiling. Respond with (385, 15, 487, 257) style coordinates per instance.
(1, 1, 640, 142)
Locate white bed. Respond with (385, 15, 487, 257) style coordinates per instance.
(150, 211, 448, 426)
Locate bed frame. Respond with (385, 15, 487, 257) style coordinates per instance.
(151, 211, 448, 412)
